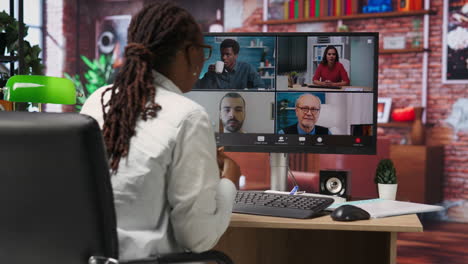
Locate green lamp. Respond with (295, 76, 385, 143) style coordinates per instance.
(1, 75, 76, 111)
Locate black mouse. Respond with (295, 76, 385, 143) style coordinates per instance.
(330, 205, 371, 221)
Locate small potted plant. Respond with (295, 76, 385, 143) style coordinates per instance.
(287, 71, 298, 87)
(375, 158, 398, 200)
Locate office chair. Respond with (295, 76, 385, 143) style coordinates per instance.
(0, 112, 233, 264)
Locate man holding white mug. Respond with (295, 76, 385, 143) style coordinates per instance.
(194, 39, 265, 90)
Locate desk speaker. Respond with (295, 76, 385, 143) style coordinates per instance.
(319, 170, 350, 198)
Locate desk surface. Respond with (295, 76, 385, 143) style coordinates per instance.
(229, 213, 423, 233)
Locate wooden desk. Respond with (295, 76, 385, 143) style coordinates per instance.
(214, 213, 422, 264)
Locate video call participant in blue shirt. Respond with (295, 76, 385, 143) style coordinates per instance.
(278, 93, 332, 135)
(194, 39, 265, 89)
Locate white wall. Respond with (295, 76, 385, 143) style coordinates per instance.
(317, 93, 373, 135)
(224, 0, 243, 31)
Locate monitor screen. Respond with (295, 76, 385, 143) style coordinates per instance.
(186, 32, 378, 155)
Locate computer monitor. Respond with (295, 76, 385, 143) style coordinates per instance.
(186, 32, 378, 191)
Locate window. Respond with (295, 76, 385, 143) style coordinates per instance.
(0, 0, 44, 57)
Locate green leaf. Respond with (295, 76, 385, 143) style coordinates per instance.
(99, 55, 106, 70)
(64, 54, 114, 110)
(81, 55, 98, 70)
(375, 158, 397, 184)
(87, 71, 98, 82)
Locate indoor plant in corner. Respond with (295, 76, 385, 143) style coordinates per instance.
(0, 10, 17, 55)
(375, 159, 398, 200)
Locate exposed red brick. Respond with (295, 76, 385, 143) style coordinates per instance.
(58, 0, 468, 219)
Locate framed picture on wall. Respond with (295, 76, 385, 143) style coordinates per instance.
(377, 98, 392, 123)
(95, 15, 131, 67)
(442, 0, 468, 83)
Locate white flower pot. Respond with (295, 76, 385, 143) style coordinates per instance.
(378, 183, 398, 200)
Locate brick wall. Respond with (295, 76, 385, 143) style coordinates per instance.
(62, 0, 78, 76)
(61, 0, 144, 76)
(56, 0, 467, 221)
(231, 0, 468, 221)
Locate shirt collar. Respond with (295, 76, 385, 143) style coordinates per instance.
(232, 61, 240, 72)
(297, 124, 316, 135)
(152, 70, 183, 95)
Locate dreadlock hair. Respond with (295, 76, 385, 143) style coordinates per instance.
(101, 1, 200, 173)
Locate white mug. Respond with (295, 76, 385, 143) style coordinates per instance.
(215, 61, 224, 74)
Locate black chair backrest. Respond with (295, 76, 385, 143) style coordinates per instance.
(0, 112, 118, 264)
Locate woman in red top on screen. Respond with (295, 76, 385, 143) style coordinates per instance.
(312, 45, 350, 87)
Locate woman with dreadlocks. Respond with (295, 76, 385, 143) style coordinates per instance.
(81, 2, 241, 260)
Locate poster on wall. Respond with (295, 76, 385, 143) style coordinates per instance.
(93, 1, 224, 80)
(96, 15, 131, 71)
(442, 0, 468, 83)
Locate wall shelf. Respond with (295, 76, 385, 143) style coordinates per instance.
(380, 48, 429, 54)
(255, 9, 436, 25)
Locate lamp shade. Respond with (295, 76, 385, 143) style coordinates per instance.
(3, 75, 76, 105)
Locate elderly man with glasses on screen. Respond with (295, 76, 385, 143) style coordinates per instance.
(278, 93, 331, 135)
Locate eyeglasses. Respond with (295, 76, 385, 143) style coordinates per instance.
(191, 43, 212, 61)
(296, 106, 320, 114)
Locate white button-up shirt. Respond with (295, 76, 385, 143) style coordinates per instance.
(81, 71, 236, 260)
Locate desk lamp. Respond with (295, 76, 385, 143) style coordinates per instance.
(1, 75, 76, 111)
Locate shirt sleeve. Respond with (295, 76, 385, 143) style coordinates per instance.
(249, 64, 266, 88)
(196, 72, 218, 89)
(167, 108, 236, 253)
(313, 64, 323, 81)
(339, 63, 350, 84)
(80, 86, 110, 128)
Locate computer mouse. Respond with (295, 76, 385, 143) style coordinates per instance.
(330, 205, 371, 221)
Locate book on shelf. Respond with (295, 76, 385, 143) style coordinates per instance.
(320, 0, 328, 17)
(289, 0, 295, 19)
(314, 0, 320, 17)
(298, 0, 304, 19)
(304, 0, 309, 18)
(271, 0, 366, 22)
(336, 0, 341, 16)
(295, 0, 300, 19)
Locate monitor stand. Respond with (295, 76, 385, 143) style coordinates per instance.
(270, 153, 289, 191)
